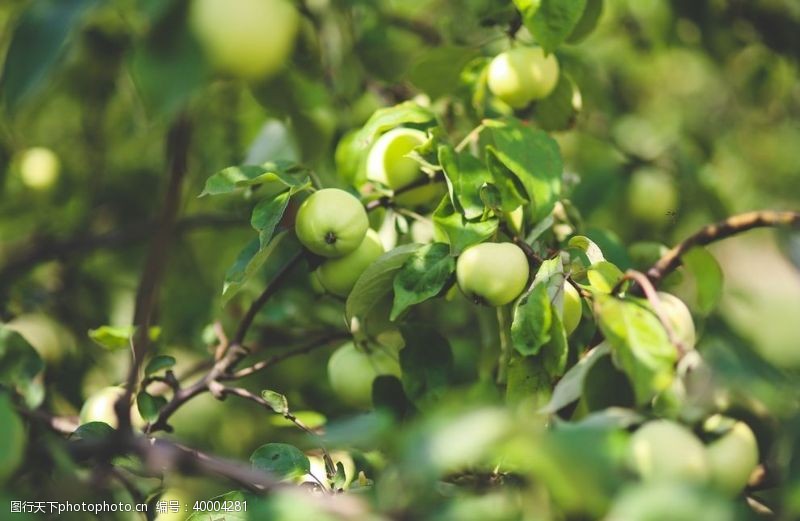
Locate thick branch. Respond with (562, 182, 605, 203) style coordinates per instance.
(647, 210, 800, 285)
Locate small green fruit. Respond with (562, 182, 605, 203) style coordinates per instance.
(317, 229, 384, 297)
(19, 147, 60, 189)
(706, 420, 759, 495)
(487, 47, 559, 108)
(628, 420, 709, 483)
(367, 127, 427, 190)
(328, 342, 401, 409)
(295, 188, 369, 258)
(657, 292, 696, 349)
(190, 0, 299, 80)
(79, 386, 145, 430)
(560, 282, 582, 336)
(456, 242, 529, 306)
(627, 168, 678, 225)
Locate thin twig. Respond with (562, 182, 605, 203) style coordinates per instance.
(224, 333, 348, 380)
(364, 173, 445, 212)
(646, 210, 800, 285)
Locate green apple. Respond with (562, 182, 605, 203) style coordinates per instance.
(628, 420, 709, 483)
(6, 313, 76, 364)
(295, 188, 369, 258)
(705, 419, 759, 495)
(18, 146, 60, 189)
(607, 482, 735, 521)
(456, 242, 529, 306)
(79, 386, 146, 430)
(560, 282, 582, 336)
(317, 229, 384, 297)
(656, 292, 696, 349)
(327, 342, 401, 409)
(190, 0, 299, 80)
(0, 393, 25, 483)
(627, 168, 678, 225)
(487, 47, 559, 109)
(367, 127, 427, 189)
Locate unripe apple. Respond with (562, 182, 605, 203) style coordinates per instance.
(189, 0, 299, 80)
(327, 342, 401, 409)
(18, 146, 60, 189)
(487, 47, 559, 109)
(456, 242, 529, 306)
(705, 419, 759, 495)
(628, 420, 709, 483)
(627, 168, 678, 225)
(656, 292, 696, 349)
(79, 386, 146, 430)
(317, 229, 384, 297)
(367, 127, 427, 190)
(295, 188, 369, 258)
(560, 282, 582, 336)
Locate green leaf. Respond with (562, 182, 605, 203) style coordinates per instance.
(586, 261, 624, 294)
(486, 148, 530, 212)
(346, 243, 422, 322)
(1, 0, 96, 110)
(251, 191, 291, 248)
(543, 309, 569, 376)
(136, 391, 167, 422)
(391, 243, 455, 320)
(129, 3, 208, 117)
(354, 101, 436, 151)
(199, 161, 310, 197)
(372, 375, 414, 420)
(534, 73, 582, 132)
(433, 197, 498, 255)
(407, 46, 480, 100)
(261, 390, 289, 415)
(0, 392, 25, 481)
(506, 351, 552, 406)
(0, 325, 45, 407)
(87, 325, 161, 351)
(520, 0, 588, 53)
(511, 283, 553, 356)
(541, 342, 610, 413)
(438, 144, 492, 220)
(144, 355, 176, 376)
(567, 235, 606, 269)
(682, 248, 723, 315)
(567, 0, 604, 43)
(250, 443, 310, 480)
(400, 326, 454, 407)
(71, 421, 115, 441)
(481, 118, 563, 223)
(595, 295, 677, 405)
(222, 232, 302, 305)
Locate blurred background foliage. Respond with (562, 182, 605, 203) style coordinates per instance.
(0, 0, 799, 519)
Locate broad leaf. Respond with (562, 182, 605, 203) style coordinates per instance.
(261, 390, 289, 415)
(354, 102, 436, 150)
(506, 352, 552, 406)
(511, 283, 552, 356)
(543, 309, 569, 376)
(391, 243, 455, 320)
(682, 247, 723, 315)
(567, 0, 605, 43)
(136, 391, 167, 422)
(438, 144, 492, 220)
(144, 355, 176, 376)
(481, 118, 563, 223)
(0, 325, 45, 407)
(400, 326, 454, 408)
(518, 0, 588, 53)
(535, 73, 582, 132)
(595, 295, 677, 404)
(586, 261, 624, 294)
(486, 148, 530, 212)
(433, 197, 498, 255)
(541, 343, 610, 413)
(251, 191, 291, 247)
(346, 243, 422, 322)
(71, 421, 115, 440)
(1, 0, 96, 110)
(222, 232, 302, 304)
(250, 443, 310, 480)
(407, 46, 480, 100)
(88, 325, 161, 351)
(567, 235, 606, 267)
(200, 161, 309, 197)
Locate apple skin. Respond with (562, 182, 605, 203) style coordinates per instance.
(628, 420, 710, 483)
(19, 147, 60, 189)
(367, 127, 427, 189)
(327, 342, 401, 409)
(79, 386, 146, 430)
(627, 168, 678, 225)
(317, 229, 385, 297)
(487, 47, 559, 108)
(295, 188, 369, 258)
(656, 292, 696, 349)
(706, 421, 759, 495)
(190, 0, 299, 80)
(456, 242, 529, 306)
(560, 282, 582, 336)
